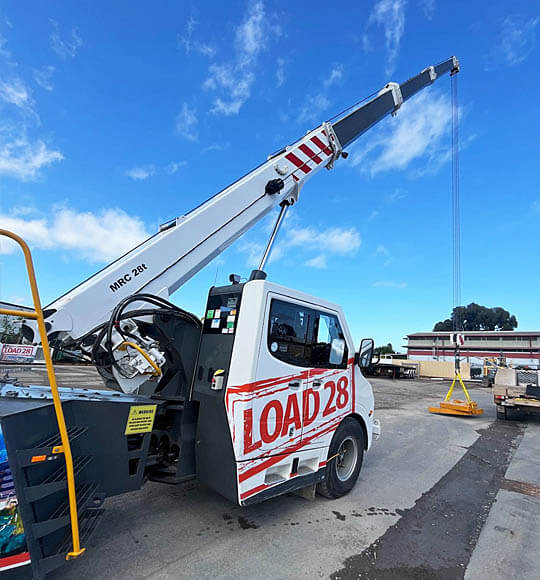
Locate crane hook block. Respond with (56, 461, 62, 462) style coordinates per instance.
(265, 178, 285, 195)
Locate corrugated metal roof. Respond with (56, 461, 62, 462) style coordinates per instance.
(406, 331, 540, 337)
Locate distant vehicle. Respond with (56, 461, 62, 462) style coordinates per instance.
(493, 367, 540, 419)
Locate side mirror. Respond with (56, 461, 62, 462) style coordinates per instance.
(355, 338, 374, 369)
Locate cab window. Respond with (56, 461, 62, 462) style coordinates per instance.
(268, 299, 313, 367)
(311, 311, 348, 369)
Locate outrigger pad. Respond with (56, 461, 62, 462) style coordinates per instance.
(428, 399, 484, 416)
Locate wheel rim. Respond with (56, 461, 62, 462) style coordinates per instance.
(336, 436, 358, 482)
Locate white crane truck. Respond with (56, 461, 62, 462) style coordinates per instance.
(0, 57, 459, 579)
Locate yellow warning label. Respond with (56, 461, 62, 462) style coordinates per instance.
(125, 405, 157, 435)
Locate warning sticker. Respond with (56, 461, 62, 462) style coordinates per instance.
(125, 405, 157, 435)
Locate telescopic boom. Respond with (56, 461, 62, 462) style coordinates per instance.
(38, 57, 459, 345)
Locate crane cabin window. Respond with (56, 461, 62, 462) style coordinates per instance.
(268, 299, 313, 367)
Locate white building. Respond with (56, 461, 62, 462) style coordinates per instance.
(405, 331, 540, 368)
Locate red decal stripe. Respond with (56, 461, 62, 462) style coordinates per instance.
(285, 152, 311, 174)
(310, 135, 332, 156)
(239, 416, 341, 483)
(240, 483, 268, 500)
(0, 552, 31, 571)
(298, 143, 322, 164)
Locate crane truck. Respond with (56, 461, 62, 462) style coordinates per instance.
(0, 56, 459, 579)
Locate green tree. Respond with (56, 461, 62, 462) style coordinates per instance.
(433, 303, 518, 331)
(374, 343, 393, 355)
(0, 315, 21, 344)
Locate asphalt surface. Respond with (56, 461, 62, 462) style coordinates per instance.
(2, 367, 538, 579)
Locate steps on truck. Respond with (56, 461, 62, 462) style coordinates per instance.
(16, 426, 105, 579)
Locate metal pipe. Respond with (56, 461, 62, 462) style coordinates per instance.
(258, 202, 289, 271)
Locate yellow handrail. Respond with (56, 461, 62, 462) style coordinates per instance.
(0, 229, 85, 560)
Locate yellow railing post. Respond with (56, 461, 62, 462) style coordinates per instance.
(0, 229, 84, 560)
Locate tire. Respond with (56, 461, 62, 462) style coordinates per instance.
(317, 417, 365, 499)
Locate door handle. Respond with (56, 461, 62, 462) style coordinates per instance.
(312, 380, 322, 389)
(288, 381, 301, 389)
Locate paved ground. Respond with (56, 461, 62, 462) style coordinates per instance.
(0, 363, 105, 389)
(3, 367, 538, 579)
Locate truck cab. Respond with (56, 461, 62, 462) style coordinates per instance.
(192, 279, 377, 504)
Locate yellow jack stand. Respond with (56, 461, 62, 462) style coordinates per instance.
(428, 371, 484, 416)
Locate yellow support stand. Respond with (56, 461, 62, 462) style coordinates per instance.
(428, 371, 483, 416)
(0, 229, 85, 560)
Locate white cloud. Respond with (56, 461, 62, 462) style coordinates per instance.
(418, 0, 435, 20)
(374, 244, 392, 266)
(0, 207, 150, 262)
(305, 254, 327, 269)
(499, 15, 539, 66)
(178, 15, 216, 57)
(368, 210, 379, 220)
(0, 78, 31, 108)
(125, 166, 155, 180)
(235, 1, 267, 64)
(287, 226, 361, 255)
(350, 90, 451, 176)
(323, 65, 344, 88)
(0, 134, 63, 180)
(276, 57, 286, 88)
(238, 216, 360, 270)
(361, 33, 372, 53)
(203, 142, 229, 153)
(298, 93, 330, 124)
(179, 15, 196, 54)
(124, 161, 187, 180)
(386, 188, 407, 203)
(49, 20, 83, 59)
(203, 1, 279, 116)
(33, 66, 55, 91)
(0, 32, 12, 61)
(373, 280, 407, 288)
(368, 0, 406, 75)
(204, 64, 255, 115)
(375, 244, 389, 257)
(239, 241, 264, 268)
(175, 102, 198, 141)
(0, 30, 62, 180)
(166, 161, 187, 174)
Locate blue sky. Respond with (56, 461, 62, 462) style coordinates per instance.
(0, 0, 539, 352)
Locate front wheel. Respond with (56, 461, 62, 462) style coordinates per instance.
(317, 417, 365, 499)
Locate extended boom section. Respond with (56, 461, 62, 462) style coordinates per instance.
(36, 57, 459, 353)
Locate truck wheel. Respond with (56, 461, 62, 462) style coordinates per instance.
(317, 418, 364, 499)
(496, 405, 507, 420)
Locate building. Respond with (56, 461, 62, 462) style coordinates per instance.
(405, 331, 540, 368)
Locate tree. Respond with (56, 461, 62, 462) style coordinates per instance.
(374, 343, 393, 355)
(433, 303, 518, 332)
(0, 315, 20, 344)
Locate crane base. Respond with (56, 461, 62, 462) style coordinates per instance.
(428, 399, 484, 416)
